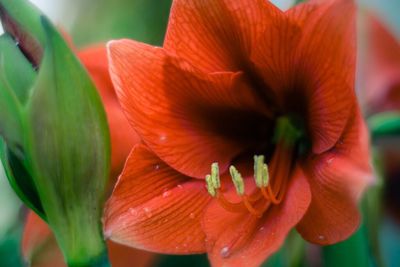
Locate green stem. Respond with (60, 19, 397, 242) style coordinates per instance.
(67, 249, 110, 267)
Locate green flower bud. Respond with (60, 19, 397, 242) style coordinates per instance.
(0, 1, 111, 266)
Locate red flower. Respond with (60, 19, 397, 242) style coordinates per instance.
(361, 14, 400, 221)
(105, 0, 373, 266)
(362, 14, 400, 114)
(21, 45, 150, 267)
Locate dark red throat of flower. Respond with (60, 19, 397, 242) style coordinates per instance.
(206, 117, 300, 218)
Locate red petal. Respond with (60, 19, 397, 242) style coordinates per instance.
(289, 0, 357, 154)
(108, 39, 268, 178)
(78, 45, 140, 180)
(297, 108, 373, 244)
(361, 14, 400, 112)
(22, 212, 66, 267)
(250, 6, 301, 107)
(22, 211, 157, 267)
(108, 241, 156, 267)
(164, 0, 283, 73)
(104, 144, 210, 253)
(203, 166, 311, 267)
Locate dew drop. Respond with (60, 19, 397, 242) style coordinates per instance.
(104, 228, 112, 239)
(159, 134, 167, 142)
(129, 208, 137, 216)
(177, 184, 183, 189)
(143, 207, 152, 218)
(259, 227, 265, 232)
(318, 235, 325, 241)
(154, 164, 160, 170)
(189, 212, 196, 219)
(162, 190, 171, 198)
(220, 246, 231, 258)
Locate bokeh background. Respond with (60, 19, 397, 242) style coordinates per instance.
(1, 0, 400, 266)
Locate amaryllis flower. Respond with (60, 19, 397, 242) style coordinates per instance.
(21, 45, 148, 267)
(362, 14, 400, 114)
(361, 14, 400, 221)
(105, 0, 373, 266)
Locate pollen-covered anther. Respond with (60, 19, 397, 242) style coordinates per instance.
(205, 156, 284, 218)
(254, 155, 269, 188)
(229, 166, 244, 196)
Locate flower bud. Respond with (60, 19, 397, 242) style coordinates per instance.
(0, 1, 111, 266)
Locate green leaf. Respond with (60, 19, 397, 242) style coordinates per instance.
(25, 17, 110, 265)
(368, 112, 400, 140)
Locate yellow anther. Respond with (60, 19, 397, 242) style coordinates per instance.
(254, 155, 265, 188)
(229, 166, 245, 196)
(211, 162, 221, 189)
(206, 174, 216, 197)
(262, 163, 269, 187)
(254, 155, 269, 188)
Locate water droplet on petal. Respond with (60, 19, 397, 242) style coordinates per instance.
(159, 134, 167, 142)
(318, 235, 325, 241)
(177, 184, 183, 189)
(154, 164, 160, 170)
(162, 190, 171, 198)
(143, 207, 152, 218)
(129, 208, 137, 216)
(220, 246, 231, 258)
(104, 228, 112, 239)
(189, 212, 196, 219)
(259, 227, 265, 232)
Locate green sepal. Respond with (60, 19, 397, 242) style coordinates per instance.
(0, 34, 44, 219)
(24, 16, 110, 264)
(0, 33, 36, 104)
(0, 33, 36, 151)
(368, 112, 400, 140)
(0, 0, 46, 66)
(0, 139, 45, 220)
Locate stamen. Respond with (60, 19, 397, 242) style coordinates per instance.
(206, 174, 216, 197)
(254, 155, 269, 188)
(204, 117, 300, 217)
(229, 166, 245, 196)
(242, 196, 263, 217)
(211, 162, 221, 189)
